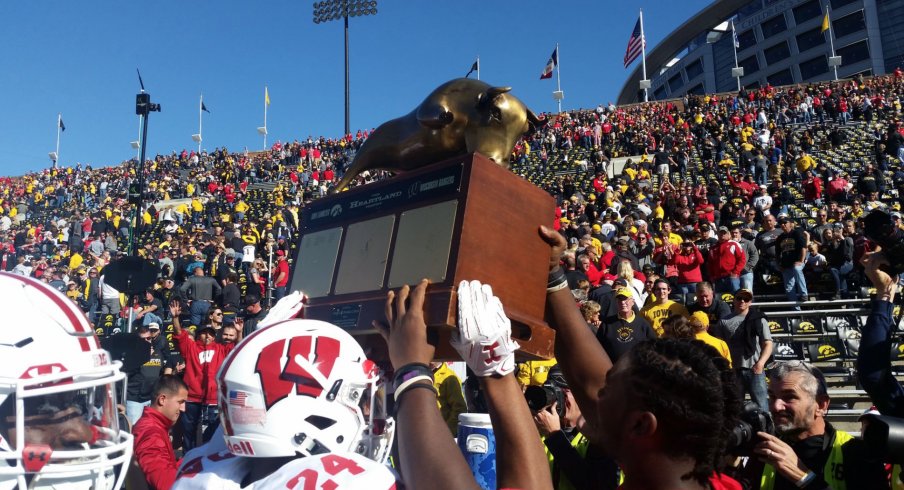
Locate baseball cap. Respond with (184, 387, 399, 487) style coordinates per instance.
(689, 311, 709, 328)
(243, 293, 261, 307)
(718, 226, 730, 233)
(735, 288, 754, 301)
(777, 216, 792, 225)
(614, 287, 633, 299)
(276, 249, 286, 257)
(148, 322, 160, 331)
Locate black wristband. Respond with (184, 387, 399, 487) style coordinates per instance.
(392, 363, 433, 392)
(547, 267, 567, 288)
(392, 382, 438, 416)
(396, 382, 438, 401)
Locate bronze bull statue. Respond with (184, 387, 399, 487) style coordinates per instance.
(331, 78, 542, 192)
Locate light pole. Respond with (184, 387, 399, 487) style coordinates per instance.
(313, 0, 378, 137)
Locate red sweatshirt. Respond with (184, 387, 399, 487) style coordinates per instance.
(133, 407, 181, 490)
(175, 330, 235, 404)
(708, 240, 747, 280)
(669, 247, 705, 284)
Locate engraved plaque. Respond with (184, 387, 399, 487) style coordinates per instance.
(331, 304, 363, 330)
(335, 215, 395, 294)
(388, 200, 458, 288)
(294, 227, 343, 298)
(292, 154, 557, 360)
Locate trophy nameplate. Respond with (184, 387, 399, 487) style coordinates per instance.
(290, 153, 556, 360)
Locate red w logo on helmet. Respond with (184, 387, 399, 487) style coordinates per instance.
(255, 336, 341, 409)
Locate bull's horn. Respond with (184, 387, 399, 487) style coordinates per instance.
(487, 86, 512, 98)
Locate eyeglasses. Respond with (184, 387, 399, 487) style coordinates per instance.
(765, 360, 828, 396)
(212, 311, 223, 316)
(734, 296, 752, 302)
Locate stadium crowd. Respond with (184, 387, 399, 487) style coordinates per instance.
(1, 70, 904, 489)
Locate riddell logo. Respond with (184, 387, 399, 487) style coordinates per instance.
(227, 440, 255, 456)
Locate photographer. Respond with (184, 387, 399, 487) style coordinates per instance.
(532, 366, 617, 490)
(733, 360, 886, 489)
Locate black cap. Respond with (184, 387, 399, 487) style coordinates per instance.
(243, 293, 261, 307)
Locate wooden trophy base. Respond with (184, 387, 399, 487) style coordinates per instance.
(290, 153, 556, 360)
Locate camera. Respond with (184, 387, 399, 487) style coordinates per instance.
(728, 402, 775, 456)
(863, 210, 904, 276)
(862, 413, 904, 465)
(136, 93, 162, 116)
(524, 382, 566, 417)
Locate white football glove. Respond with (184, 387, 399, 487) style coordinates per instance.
(451, 280, 519, 377)
(258, 290, 307, 329)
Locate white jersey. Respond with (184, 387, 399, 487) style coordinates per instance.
(173, 434, 398, 490)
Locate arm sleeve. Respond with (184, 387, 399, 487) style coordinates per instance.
(175, 329, 197, 359)
(857, 300, 904, 417)
(733, 245, 747, 276)
(134, 431, 179, 490)
(746, 242, 759, 270)
(543, 432, 598, 490)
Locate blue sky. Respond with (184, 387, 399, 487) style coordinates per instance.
(0, 0, 711, 176)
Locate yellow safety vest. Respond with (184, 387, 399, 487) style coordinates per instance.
(760, 430, 853, 490)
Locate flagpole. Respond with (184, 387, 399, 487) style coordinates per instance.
(55, 113, 61, 169)
(732, 20, 741, 92)
(555, 43, 563, 113)
(477, 56, 480, 81)
(826, 7, 838, 81)
(263, 86, 268, 150)
(198, 93, 203, 155)
(640, 9, 648, 102)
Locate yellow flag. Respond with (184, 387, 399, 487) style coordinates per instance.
(265, 87, 270, 106)
(821, 11, 830, 32)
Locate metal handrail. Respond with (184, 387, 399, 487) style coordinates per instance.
(754, 299, 870, 309)
(763, 309, 871, 318)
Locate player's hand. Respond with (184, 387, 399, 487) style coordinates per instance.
(452, 280, 518, 377)
(539, 225, 567, 272)
(258, 290, 306, 329)
(375, 279, 434, 369)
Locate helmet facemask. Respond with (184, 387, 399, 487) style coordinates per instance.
(0, 363, 133, 490)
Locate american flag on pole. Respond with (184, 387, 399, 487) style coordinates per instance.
(624, 17, 645, 68)
(229, 390, 247, 407)
(540, 47, 558, 80)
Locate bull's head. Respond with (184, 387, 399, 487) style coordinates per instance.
(468, 86, 538, 167)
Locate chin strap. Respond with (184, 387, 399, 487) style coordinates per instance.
(21, 444, 53, 473)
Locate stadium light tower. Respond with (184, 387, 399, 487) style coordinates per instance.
(313, 0, 378, 137)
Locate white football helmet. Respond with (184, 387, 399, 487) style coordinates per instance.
(218, 319, 394, 463)
(0, 272, 133, 490)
